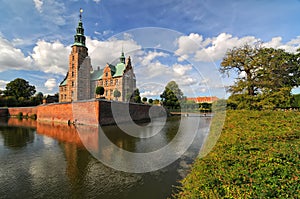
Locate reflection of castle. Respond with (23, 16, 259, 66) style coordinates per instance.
(59, 10, 136, 102)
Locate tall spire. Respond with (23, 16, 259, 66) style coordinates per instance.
(73, 8, 86, 47)
(120, 47, 125, 64)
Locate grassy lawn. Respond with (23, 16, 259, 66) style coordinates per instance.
(174, 110, 300, 198)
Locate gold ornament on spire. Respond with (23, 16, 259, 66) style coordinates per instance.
(79, 8, 83, 20)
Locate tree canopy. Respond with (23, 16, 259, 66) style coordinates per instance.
(221, 44, 300, 110)
(160, 81, 184, 109)
(113, 89, 121, 100)
(95, 86, 105, 97)
(129, 88, 142, 103)
(4, 78, 36, 100)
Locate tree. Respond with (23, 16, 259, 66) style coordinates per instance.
(130, 88, 141, 103)
(95, 86, 104, 98)
(221, 44, 300, 109)
(4, 78, 36, 100)
(142, 97, 147, 103)
(160, 81, 184, 109)
(113, 89, 121, 101)
(148, 98, 153, 104)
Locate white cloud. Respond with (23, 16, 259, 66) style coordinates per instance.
(0, 80, 9, 90)
(141, 51, 169, 66)
(44, 78, 57, 91)
(87, 36, 142, 68)
(0, 36, 33, 72)
(172, 63, 192, 76)
(93, 0, 101, 3)
(33, 0, 43, 13)
(31, 40, 70, 75)
(263, 36, 300, 53)
(176, 33, 300, 63)
(176, 33, 259, 62)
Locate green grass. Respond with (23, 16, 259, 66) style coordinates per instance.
(174, 110, 300, 198)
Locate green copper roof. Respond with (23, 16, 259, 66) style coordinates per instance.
(91, 69, 103, 81)
(113, 63, 125, 77)
(73, 13, 86, 47)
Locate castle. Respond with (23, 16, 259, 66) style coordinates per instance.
(59, 10, 136, 102)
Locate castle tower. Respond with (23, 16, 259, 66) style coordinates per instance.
(59, 9, 91, 102)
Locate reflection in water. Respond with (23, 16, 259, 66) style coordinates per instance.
(0, 116, 211, 199)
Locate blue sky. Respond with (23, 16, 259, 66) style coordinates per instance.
(1, 0, 300, 98)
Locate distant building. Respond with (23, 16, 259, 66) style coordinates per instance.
(186, 96, 218, 103)
(59, 10, 136, 103)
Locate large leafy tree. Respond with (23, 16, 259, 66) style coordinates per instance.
(221, 44, 300, 109)
(4, 78, 36, 100)
(160, 81, 184, 109)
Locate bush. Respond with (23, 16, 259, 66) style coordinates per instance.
(16, 112, 23, 119)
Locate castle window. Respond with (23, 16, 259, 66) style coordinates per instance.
(106, 72, 108, 77)
(72, 63, 74, 68)
(115, 79, 119, 85)
(110, 80, 113, 85)
(105, 80, 108, 86)
(72, 81, 74, 87)
(106, 90, 108, 96)
(110, 90, 113, 96)
(72, 71, 74, 77)
(64, 94, 67, 99)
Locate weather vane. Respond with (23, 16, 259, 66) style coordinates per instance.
(79, 8, 83, 20)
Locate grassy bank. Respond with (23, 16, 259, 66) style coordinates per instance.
(175, 110, 300, 198)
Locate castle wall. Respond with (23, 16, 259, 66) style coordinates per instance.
(7, 107, 37, 117)
(2, 100, 165, 126)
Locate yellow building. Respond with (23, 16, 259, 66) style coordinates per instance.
(59, 10, 136, 102)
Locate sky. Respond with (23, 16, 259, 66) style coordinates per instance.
(1, 0, 300, 99)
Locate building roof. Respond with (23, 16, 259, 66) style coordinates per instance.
(60, 73, 68, 86)
(187, 96, 219, 103)
(113, 62, 125, 77)
(90, 68, 104, 81)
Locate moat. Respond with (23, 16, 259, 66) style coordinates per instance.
(0, 116, 211, 199)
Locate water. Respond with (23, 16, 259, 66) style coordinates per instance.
(0, 116, 211, 199)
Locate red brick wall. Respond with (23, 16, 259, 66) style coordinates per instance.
(8, 107, 37, 117)
(37, 100, 99, 125)
(72, 100, 99, 125)
(37, 103, 74, 124)
(3, 100, 164, 126)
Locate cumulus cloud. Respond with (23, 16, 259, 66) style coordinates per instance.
(176, 33, 259, 62)
(87, 36, 142, 68)
(176, 33, 300, 63)
(44, 78, 57, 91)
(33, 0, 43, 13)
(0, 80, 9, 90)
(31, 40, 70, 75)
(263, 36, 300, 53)
(0, 36, 33, 72)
